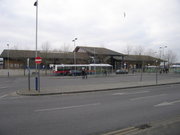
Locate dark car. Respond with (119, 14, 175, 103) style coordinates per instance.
(69, 70, 82, 76)
(116, 69, 128, 74)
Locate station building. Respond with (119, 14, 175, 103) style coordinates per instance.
(0, 46, 161, 70)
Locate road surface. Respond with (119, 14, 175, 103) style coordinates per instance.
(0, 76, 179, 135)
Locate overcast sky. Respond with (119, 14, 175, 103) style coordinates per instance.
(0, 0, 180, 61)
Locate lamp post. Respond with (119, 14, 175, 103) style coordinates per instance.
(72, 38, 77, 76)
(163, 46, 167, 69)
(34, 0, 40, 91)
(160, 46, 167, 69)
(72, 38, 77, 64)
(34, 0, 38, 59)
(7, 44, 9, 77)
(155, 60, 158, 84)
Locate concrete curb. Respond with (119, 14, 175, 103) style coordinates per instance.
(101, 116, 180, 135)
(16, 81, 180, 96)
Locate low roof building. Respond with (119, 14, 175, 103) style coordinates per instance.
(0, 46, 162, 69)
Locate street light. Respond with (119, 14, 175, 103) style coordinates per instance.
(159, 46, 167, 69)
(7, 44, 9, 77)
(155, 60, 158, 84)
(72, 38, 77, 76)
(34, 0, 40, 91)
(72, 38, 77, 65)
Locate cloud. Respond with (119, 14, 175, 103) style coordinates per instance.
(0, 0, 180, 61)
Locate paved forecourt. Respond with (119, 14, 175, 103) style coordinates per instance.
(16, 73, 180, 96)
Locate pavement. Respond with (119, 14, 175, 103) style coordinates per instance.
(102, 116, 180, 135)
(16, 73, 180, 96)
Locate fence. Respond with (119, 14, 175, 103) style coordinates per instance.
(0, 69, 53, 77)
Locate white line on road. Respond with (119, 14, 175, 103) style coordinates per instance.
(0, 87, 8, 89)
(154, 99, 180, 107)
(112, 91, 149, 96)
(0, 94, 8, 99)
(130, 94, 167, 101)
(34, 103, 101, 112)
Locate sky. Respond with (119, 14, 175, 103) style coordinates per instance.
(0, 0, 180, 61)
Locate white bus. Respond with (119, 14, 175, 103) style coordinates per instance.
(170, 64, 180, 73)
(50, 64, 113, 76)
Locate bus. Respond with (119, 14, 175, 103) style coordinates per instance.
(50, 64, 113, 76)
(170, 64, 180, 73)
(144, 65, 157, 73)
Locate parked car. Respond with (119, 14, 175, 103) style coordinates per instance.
(116, 69, 128, 74)
(69, 70, 82, 76)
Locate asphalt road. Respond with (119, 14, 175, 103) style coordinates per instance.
(0, 76, 180, 135)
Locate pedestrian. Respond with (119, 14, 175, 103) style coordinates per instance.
(132, 68, 135, 74)
(104, 69, 107, 76)
(165, 68, 169, 74)
(84, 69, 87, 79)
(82, 69, 85, 79)
(82, 67, 87, 79)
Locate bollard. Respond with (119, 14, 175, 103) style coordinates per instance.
(35, 77, 38, 91)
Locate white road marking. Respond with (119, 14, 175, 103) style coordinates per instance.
(130, 94, 167, 101)
(34, 103, 101, 112)
(0, 87, 8, 89)
(112, 91, 149, 96)
(112, 93, 125, 95)
(154, 99, 180, 107)
(0, 94, 8, 99)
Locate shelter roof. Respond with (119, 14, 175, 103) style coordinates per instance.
(124, 55, 163, 62)
(75, 46, 124, 56)
(0, 50, 89, 59)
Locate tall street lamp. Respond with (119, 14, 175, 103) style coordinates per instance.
(34, 0, 38, 58)
(72, 38, 77, 65)
(7, 44, 9, 77)
(155, 60, 158, 84)
(160, 46, 167, 69)
(34, 0, 40, 91)
(72, 38, 77, 76)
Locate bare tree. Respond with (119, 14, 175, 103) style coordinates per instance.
(145, 49, 157, 57)
(165, 49, 177, 64)
(62, 43, 72, 52)
(133, 45, 145, 55)
(41, 41, 51, 75)
(124, 44, 133, 55)
(41, 41, 51, 52)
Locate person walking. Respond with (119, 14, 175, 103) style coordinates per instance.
(82, 68, 87, 79)
(84, 69, 87, 79)
(82, 69, 85, 79)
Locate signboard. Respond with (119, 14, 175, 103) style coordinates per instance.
(35, 57, 42, 64)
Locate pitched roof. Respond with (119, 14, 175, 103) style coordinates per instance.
(1, 50, 39, 58)
(75, 46, 124, 56)
(0, 50, 89, 60)
(124, 55, 163, 62)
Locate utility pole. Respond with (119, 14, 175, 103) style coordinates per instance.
(34, 0, 40, 91)
(7, 44, 10, 77)
(156, 60, 158, 84)
(159, 46, 167, 69)
(72, 38, 77, 76)
(27, 58, 31, 91)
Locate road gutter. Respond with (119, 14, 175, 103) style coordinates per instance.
(102, 116, 180, 135)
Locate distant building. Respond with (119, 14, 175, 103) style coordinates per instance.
(0, 46, 161, 70)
